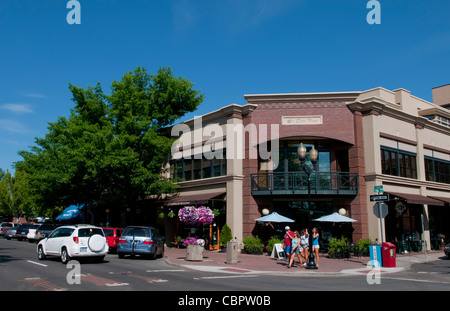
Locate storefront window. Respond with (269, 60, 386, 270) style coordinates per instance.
(425, 157, 450, 184)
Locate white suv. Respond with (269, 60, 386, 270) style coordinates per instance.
(37, 225, 108, 264)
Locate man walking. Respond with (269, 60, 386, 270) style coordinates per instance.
(284, 226, 294, 265)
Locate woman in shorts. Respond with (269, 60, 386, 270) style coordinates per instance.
(287, 231, 303, 268)
(312, 227, 320, 267)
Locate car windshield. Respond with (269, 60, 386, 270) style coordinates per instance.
(122, 227, 150, 237)
(103, 229, 114, 237)
(78, 228, 104, 237)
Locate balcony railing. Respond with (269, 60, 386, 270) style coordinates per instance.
(250, 172, 358, 196)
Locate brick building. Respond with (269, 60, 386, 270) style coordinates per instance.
(162, 86, 450, 251)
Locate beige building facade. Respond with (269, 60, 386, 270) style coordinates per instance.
(165, 86, 450, 251)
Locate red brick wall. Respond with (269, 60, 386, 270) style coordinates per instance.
(241, 100, 367, 241)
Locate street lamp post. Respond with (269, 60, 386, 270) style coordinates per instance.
(297, 143, 319, 270)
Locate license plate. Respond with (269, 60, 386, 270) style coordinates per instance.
(80, 247, 87, 252)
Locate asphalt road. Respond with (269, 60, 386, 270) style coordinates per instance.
(1, 237, 449, 295)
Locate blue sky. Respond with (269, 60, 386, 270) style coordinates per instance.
(1, 0, 449, 173)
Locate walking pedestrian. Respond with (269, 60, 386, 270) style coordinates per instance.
(300, 229, 309, 266)
(284, 226, 294, 265)
(287, 231, 303, 268)
(312, 227, 320, 267)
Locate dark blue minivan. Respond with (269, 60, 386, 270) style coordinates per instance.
(117, 226, 164, 259)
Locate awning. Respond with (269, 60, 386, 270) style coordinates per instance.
(55, 205, 84, 220)
(429, 196, 450, 204)
(165, 192, 225, 206)
(387, 192, 444, 206)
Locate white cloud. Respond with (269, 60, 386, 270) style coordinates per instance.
(0, 119, 32, 134)
(22, 92, 47, 99)
(0, 103, 34, 114)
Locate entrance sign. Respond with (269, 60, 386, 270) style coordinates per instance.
(271, 243, 286, 259)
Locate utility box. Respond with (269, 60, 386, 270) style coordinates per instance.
(369, 244, 382, 268)
(382, 242, 396, 267)
(227, 238, 243, 264)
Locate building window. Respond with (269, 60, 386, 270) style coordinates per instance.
(272, 140, 330, 173)
(425, 157, 450, 184)
(380, 146, 417, 179)
(170, 149, 227, 181)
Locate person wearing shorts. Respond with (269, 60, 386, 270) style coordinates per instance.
(284, 226, 294, 263)
(312, 227, 320, 267)
(287, 231, 304, 268)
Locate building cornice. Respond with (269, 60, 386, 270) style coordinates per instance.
(244, 91, 361, 103)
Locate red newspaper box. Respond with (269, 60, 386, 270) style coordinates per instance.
(382, 242, 396, 267)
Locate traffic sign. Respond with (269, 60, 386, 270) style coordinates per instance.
(373, 202, 388, 218)
(373, 185, 384, 194)
(370, 194, 389, 201)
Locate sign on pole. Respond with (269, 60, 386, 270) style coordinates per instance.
(370, 194, 389, 201)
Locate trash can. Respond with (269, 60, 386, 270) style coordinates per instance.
(369, 244, 382, 268)
(382, 242, 396, 267)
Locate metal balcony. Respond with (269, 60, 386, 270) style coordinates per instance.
(250, 172, 358, 197)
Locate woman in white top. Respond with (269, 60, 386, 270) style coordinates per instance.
(300, 229, 309, 265)
(287, 231, 304, 268)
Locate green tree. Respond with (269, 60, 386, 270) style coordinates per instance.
(0, 170, 34, 220)
(16, 66, 204, 214)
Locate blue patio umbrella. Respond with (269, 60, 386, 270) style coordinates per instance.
(255, 212, 295, 223)
(55, 205, 85, 221)
(312, 212, 357, 223)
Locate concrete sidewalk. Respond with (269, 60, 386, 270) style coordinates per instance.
(164, 247, 443, 276)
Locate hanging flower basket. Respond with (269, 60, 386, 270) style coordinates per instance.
(178, 206, 214, 226)
(178, 206, 199, 225)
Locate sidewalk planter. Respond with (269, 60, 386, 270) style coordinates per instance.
(186, 245, 204, 261)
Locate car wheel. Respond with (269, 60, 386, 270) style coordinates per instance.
(38, 246, 46, 260)
(61, 247, 71, 264)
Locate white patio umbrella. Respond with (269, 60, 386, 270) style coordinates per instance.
(312, 212, 357, 223)
(255, 212, 295, 223)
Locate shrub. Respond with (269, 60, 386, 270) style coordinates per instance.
(357, 237, 372, 255)
(219, 224, 232, 247)
(242, 236, 264, 254)
(327, 236, 349, 258)
(266, 237, 283, 254)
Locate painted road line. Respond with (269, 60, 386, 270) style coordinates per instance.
(194, 275, 259, 280)
(146, 269, 186, 272)
(80, 274, 129, 287)
(26, 260, 48, 267)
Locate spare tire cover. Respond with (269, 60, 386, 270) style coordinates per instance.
(88, 234, 105, 252)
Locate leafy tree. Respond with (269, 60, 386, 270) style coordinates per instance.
(0, 170, 34, 220)
(16, 66, 204, 214)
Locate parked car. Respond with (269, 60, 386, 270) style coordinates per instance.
(445, 243, 450, 258)
(15, 224, 40, 241)
(37, 224, 109, 264)
(102, 227, 123, 253)
(117, 226, 164, 259)
(27, 223, 56, 243)
(4, 226, 19, 240)
(0, 222, 17, 237)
